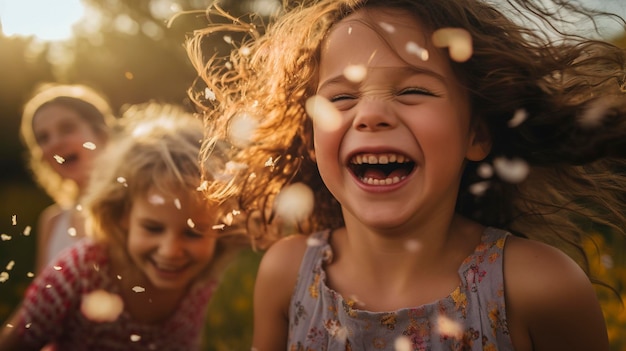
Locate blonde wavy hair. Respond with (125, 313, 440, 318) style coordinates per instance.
(186, 0, 626, 271)
(19, 83, 116, 208)
(82, 102, 245, 281)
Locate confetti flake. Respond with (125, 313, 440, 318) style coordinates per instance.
(81, 289, 124, 322)
(432, 28, 473, 62)
(493, 157, 529, 184)
(305, 95, 342, 132)
(274, 183, 314, 224)
(148, 194, 165, 205)
(508, 109, 527, 128)
(23, 226, 32, 236)
(187, 218, 195, 228)
(437, 314, 463, 339)
(11, 215, 16, 225)
(174, 198, 182, 210)
(83, 142, 96, 150)
(469, 181, 491, 196)
(378, 21, 395, 33)
(405, 41, 429, 61)
(476, 163, 494, 179)
(26, 272, 34, 278)
(1, 234, 11, 241)
(6, 261, 14, 270)
(228, 113, 259, 148)
(132, 286, 146, 293)
(68, 227, 77, 237)
(394, 336, 412, 351)
(343, 64, 367, 83)
(53, 155, 65, 164)
(204, 88, 216, 101)
(116, 177, 128, 187)
(0, 272, 9, 283)
(130, 334, 142, 342)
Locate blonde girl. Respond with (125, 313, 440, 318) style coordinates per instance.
(19, 83, 116, 272)
(1, 102, 243, 350)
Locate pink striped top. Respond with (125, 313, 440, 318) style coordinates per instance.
(15, 238, 216, 351)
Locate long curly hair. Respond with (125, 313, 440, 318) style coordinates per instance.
(186, 0, 626, 267)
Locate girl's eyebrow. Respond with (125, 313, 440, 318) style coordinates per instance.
(318, 66, 447, 91)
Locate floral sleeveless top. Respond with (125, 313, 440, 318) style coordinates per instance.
(288, 227, 515, 350)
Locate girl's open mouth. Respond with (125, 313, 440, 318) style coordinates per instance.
(348, 152, 416, 185)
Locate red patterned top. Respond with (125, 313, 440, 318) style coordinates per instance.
(14, 238, 216, 351)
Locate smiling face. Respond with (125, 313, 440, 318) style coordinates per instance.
(314, 7, 489, 231)
(32, 103, 106, 189)
(126, 188, 218, 292)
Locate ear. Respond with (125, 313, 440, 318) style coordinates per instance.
(465, 119, 492, 161)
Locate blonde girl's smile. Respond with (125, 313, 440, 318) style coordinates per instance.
(126, 189, 217, 292)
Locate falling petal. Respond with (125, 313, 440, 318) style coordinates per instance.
(305, 95, 342, 132)
(83, 142, 96, 150)
(493, 157, 529, 184)
(578, 96, 613, 128)
(405, 41, 429, 61)
(81, 289, 124, 322)
(432, 28, 473, 62)
(477, 163, 494, 178)
(306, 237, 324, 247)
(508, 109, 527, 128)
(116, 177, 128, 187)
(394, 336, 412, 351)
(148, 194, 165, 205)
(437, 314, 463, 339)
(378, 21, 395, 33)
(600, 254, 614, 269)
(404, 239, 422, 252)
(228, 113, 259, 148)
(197, 180, 209, 191)
(204, 88, 216, 101)
(240, 46, 251, 56)
(343, 64, 367, 83)
(274, 183, 314, 224)
(469, 181, 491, 196)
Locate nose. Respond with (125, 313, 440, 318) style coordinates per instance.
(352, 98, 397, 132)
(157, 234, 185, 258)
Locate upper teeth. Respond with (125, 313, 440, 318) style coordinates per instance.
(351, 153, 410, 165)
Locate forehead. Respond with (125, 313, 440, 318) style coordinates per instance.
(32, 104, 85, 129)
(320, 7, 450, 78)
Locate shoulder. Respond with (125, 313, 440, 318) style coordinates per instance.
(504, 235, 593, 300)
(257, 234, 310, 282)
(504, 235, 608, 350)
(255, 233, 310, 309)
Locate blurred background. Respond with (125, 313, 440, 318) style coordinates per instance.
(0, 0, 624, 350)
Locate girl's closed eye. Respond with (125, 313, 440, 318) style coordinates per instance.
(142, 221, 164, 234)
(184, 228, 206, 239)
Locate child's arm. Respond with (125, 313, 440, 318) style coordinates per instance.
(252, 234, 308, 351)
(504, 236, 609, 351)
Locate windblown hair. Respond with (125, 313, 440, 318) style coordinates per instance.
(186, 0, 626, 267)
(20, 83, 115, 207)
(82, 102, 245, 281)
